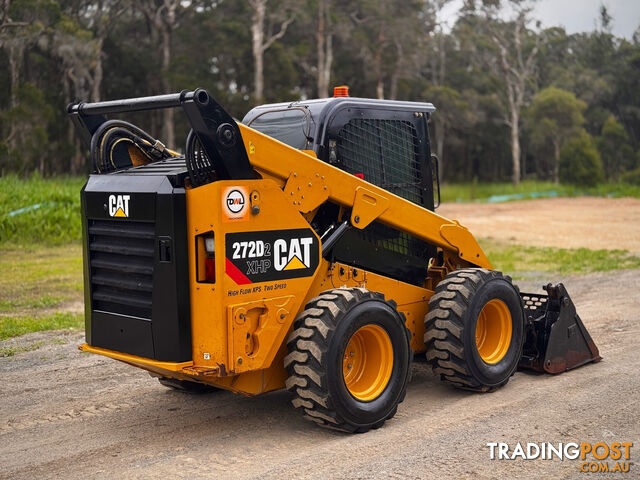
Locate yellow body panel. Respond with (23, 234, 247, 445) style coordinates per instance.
(185, 179, 321, 378)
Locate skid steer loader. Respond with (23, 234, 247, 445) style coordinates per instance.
(68, 86, 600, 433)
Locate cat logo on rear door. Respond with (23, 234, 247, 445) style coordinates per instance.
(108, 194, 130, 218)
(225, 228, 320, 285)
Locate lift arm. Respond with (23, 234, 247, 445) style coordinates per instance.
(238, 124, 492, 269)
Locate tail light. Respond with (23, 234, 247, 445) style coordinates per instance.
(197, 232, 216, 283)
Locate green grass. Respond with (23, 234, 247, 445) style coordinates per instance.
(440, 180, 640, 203)
(0, 312, 83, 341)
(0, 244, 83, 312)
(0, 244, 84, 342)
(0, 174, 85, 246)
(480, 238, 640, 279)
(0, 295, 65, 312)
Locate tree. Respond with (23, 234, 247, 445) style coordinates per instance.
(481, 0, 541, 185)
(597, 115, 635, 180)
(69, 0, 128, 102)
(346, 0, 426, 100)
(248, 0, 295, 102)
(559, 131, 604, 187)
(138, 0, 200, 148)
(620, 164, 640, 185)
(0, 0, 57, 156)
(0, 83, 54, 174)
(528, 87, 586, 182)
(424, 0, 452, 166)
(316, 0, 332, 97)
(50, 13, 98, 173)
(0, 0, 638, 180)
(425, 85, 473, 178)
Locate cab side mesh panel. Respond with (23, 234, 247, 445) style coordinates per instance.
(359, 221, 432, 259)
(336, 119, 423, 204)
(335, 118, 432, 267)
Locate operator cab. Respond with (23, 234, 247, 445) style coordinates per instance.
(242, 86, 437, 210)
(243, 87, 439, 286)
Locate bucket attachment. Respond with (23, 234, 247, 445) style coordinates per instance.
(518, 283, 601, 374)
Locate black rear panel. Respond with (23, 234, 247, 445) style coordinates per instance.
(88, 220, 155, 319)
(82, 168, 191, 362)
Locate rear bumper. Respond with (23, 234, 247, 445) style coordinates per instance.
(78, 343, 279, 395)
(79, 343, 193, 375)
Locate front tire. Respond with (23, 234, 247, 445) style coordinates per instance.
(425, 268, 524, 391)
(285, 288, 412, 433)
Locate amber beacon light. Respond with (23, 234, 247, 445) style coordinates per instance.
(333, 85, 350, 97)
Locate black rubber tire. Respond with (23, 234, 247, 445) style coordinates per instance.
(285, 287, 412, 433)
(424, 268, 524, 392)
(156, 376, 219, 393)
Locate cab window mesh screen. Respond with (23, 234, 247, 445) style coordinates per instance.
(336, 119, 422, 204)
(331, 118, 433, 280)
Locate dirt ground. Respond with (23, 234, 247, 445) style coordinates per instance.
(1, 198, 639, 479)
(439, 197, 640, 252)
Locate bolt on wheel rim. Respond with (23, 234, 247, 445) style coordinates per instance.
(475, 299, 512, 364)
(343, 324, 394, 401)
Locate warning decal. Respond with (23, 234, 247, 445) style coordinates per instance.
(225, 228, 320, 284)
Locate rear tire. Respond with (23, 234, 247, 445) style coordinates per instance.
(425, 268, 524, 391)
(285, 287, 412, 433)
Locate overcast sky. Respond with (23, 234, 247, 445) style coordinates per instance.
(440, 0, 640, 39)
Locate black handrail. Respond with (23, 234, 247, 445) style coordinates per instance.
(67, 88, 255, 183)
(67, 91, 196, 116)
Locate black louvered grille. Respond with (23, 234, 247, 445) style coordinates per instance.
(88, 219, 155, 319)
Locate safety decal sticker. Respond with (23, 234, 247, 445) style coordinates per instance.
(225, 228, 320, 284)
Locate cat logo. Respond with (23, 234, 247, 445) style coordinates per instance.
(108, 194, 130, 218)
(225, 229, 319, 284)
(274, 237, 314, 271)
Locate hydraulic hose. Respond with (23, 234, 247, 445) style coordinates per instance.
(89, 120, 174, 173)
(185, 129, 216, 187)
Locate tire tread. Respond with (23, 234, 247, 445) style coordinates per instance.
(424, 268, 517, 392)
(286, 287, 409, 433)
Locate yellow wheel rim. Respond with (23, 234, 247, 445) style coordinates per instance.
(475, 299, 512, 364)
(343, 324, 394, 401)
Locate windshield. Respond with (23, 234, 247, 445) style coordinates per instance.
(246, 107, 311, 150)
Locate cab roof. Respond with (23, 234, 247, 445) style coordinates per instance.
(242, 96, 436, 126)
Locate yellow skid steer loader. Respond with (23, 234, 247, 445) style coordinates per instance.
(68, 87, 600, 433)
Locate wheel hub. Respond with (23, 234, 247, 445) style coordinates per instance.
(343, 324, 393, 401)
(475, 299, 512, 364)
